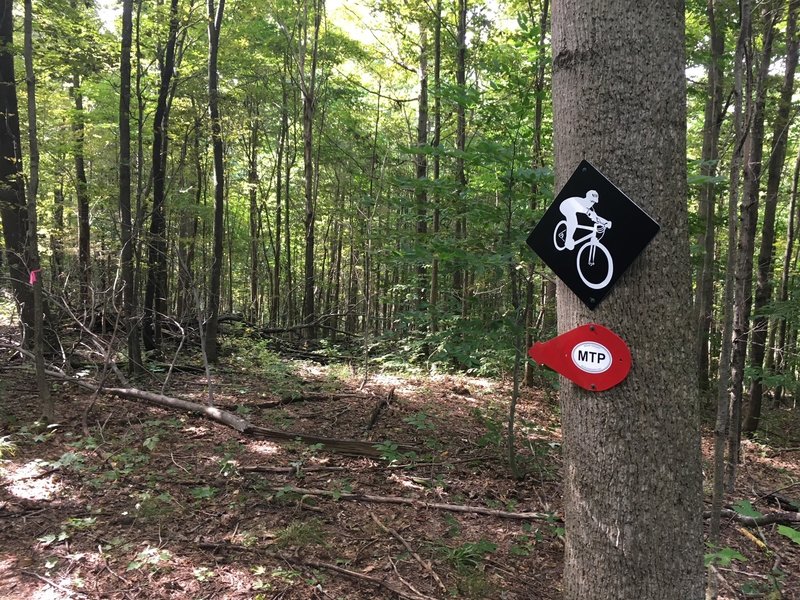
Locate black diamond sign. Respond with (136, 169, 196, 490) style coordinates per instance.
(527, 160, 660, 310)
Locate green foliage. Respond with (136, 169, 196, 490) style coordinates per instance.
(440, 539, 497, 571)
(374, 441, 417, 464)
(126, 547, 173, 572)
(275, 518, 327, 548)
(190, 486, 219, 500)
(732, 499, 763, 519)
(777, 525, 800, 546)
(704, 545, 747, 567)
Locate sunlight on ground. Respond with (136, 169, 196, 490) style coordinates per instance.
(247, 440, 281, 455)
(740, 440, 800, 478)
(3, 459, 61, 501)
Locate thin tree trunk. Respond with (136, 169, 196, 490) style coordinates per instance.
(728, 5, 777, 483)
(0, 0, 34, 338)
(272, 81, 286, 325)
(23, 0, 53, 420)
(429, 0, 441, 333)
(694, 0, 726, 393)
(72, 70, 91, 309)
(416, 25, 428, 312)
(744, 0, 798, 433)
(248, 104, 260, 322)
(301, 0, 322, 340)
(525, 0, 550, 387)
(709, 1, 750, 589)
(773, 148, 800, 406)
(143, 0, 180, 354)
(453, 0, 467, 309)
(118, 0, 142, 375)
(51, 182, 64, 285)
(206, 0, 226, 364)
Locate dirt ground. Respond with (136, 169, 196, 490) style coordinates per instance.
(1, 337, 799, 599)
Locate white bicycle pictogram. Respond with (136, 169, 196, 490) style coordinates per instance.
(553, 216, 614, 289)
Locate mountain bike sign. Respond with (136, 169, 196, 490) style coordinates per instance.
(527, 160, 660, 309)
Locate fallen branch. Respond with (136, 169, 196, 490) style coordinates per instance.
(258, 390, 372, 408)
(39, 367, 414, 458)
(300, 557, 435, 600)
(183, 537, 431, 600)
(365, 388, 395, 433)
(370, 512, 447, 593)
(264, 485, 557, 522)
(704, 509, 800, 526)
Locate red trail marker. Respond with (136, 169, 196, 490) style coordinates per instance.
(528, 323, 631, 392)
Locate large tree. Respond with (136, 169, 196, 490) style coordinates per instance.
(0, 0, 34, 337)
(551, 0, 704, 597)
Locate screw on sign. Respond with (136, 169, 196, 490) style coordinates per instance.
(528, 323, 631, 392)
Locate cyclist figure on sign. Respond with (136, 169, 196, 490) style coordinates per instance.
(558, 189, 611, 250)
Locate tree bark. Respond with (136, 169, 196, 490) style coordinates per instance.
(72, 70, 91, 308)
(429, 0, 441, 333)
(119, 0, 142, 375)
(23, 0, 53, 420)
(694, 0, 726, 393)
(205, 0, 226, 364)
(0, 0, 34, 338)
(744, 0, 798, 433)
(773, 148, 800, 406)
(728, 5, 777, 474)
(301, 0, 322, 340)
(453, 0, 468, 316)
(247, 105, 260, 323)
(551, 0, 703, 597)
(416, 24, 428, 312)
(143, 0, 180, 354)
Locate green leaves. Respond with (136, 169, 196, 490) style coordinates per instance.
(733, 499, 764, 519)
(777, 525, 800, 546)
(704, 545, 747, 567)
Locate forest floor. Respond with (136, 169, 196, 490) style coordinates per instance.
(1, 331, 799, 599)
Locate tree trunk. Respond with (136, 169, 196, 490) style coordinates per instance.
(708, 2, 750, 588)
(247, 105, 260, 323)
(728, 5, 777, 473)
(525, 0, 550, 387)
(51, 182, 64, 285)
(72, 70, 91, 309)
(551, 0, 703, 597)
(0, 0, 34, 338)
(429, 0, 441, 333)
(23, 0, 53, 420)
(205, 0, 226, 364)
(694, 0, 726, 393)
(143, 0, 180, 354)
(416, 25, 428, 312)
(301, 0, 322, 340)
(773, 148, 800, 406)
(453, 0, 467, 311)
(119, 0, 142, 375)
(743, 0, 798, 433)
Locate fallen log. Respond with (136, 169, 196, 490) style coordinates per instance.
(44, 368, 414, 458)
(704, 508, 800, 527)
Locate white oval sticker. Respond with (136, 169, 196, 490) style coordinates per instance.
(571, 341, 612, 374)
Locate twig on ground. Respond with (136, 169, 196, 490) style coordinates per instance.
(389, 555, 438, 600)
(301, 557, 432, 600)
(267, 485, 557, 521)
(370, 512, 447, 592)
(21, 569, 90, 598)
